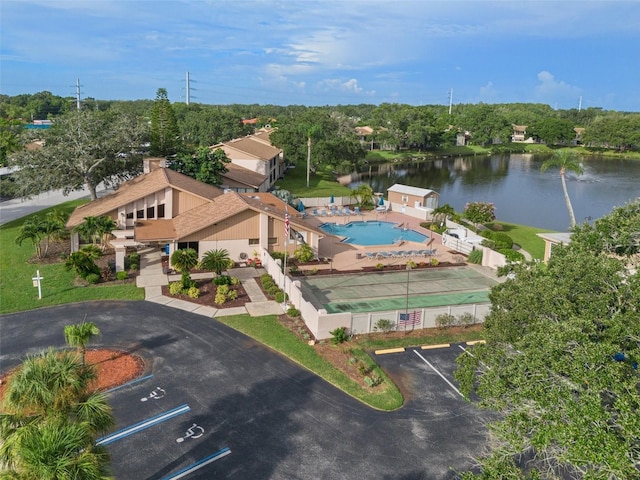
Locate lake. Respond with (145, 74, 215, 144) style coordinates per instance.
(346, 154, 640, 232)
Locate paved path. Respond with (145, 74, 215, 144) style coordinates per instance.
(136, 248, 283, 318)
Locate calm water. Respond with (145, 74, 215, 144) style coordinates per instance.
(320, 220, 427, 246)
(347, 154, 640, 231)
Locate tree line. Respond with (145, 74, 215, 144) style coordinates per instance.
(3, 90, 640, 200)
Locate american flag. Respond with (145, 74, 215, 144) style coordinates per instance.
(284, 207, 290, 239)
(399, 311, 422, 328)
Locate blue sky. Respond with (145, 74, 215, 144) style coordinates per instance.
(2, 1, 639, 111)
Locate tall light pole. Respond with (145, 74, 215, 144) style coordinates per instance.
(405, 264, 412, 316)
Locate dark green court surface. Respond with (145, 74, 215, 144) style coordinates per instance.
(297, 266, 498, 313)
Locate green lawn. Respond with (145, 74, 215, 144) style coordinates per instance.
(218, 314, 404, 411)
(0, 201, 144, 314)
(274, 164, 352, 198)
(488, 221, 555, 260)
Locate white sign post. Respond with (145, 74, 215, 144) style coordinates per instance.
(32, 270, 44, 300)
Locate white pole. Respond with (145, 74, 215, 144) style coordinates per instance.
(32, 269, 44, 299)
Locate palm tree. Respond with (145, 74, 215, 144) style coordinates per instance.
(170, 248, 199, 273)
(64, 321, 101, 365)
(0, 349, 113, 479)
(349, 184, 374, 208)
(540, 151, 584, 228)
(15, 216, 46, 259)
(74, 216, 101, 246)
(199, 249, 231, 276)
(1, 419, 112, 480)
(94, 216, 116, 252)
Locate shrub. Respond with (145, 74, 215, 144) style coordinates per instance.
(406, 260, 417, 269)
(227, 289, 238, 301)
(435, 313, 456, 329)
(260, 273, 272, 283)
(492, 223, 504, 231)
(171, 248, 199, 272)
(373, 318, 395, 333)
(116, 271, 128, 281)
(375, 263, 384, 270)
(364, 375, 383, 387)
(309, 267, 318, 275)
(213, 275, 231, 286)
(217, 284, 230, 295)
(181, 272, 196, 290)
(289, 264, 300, 275)
(187, 286, 200, 298)
(287, 307, 301, 318)
(329, 326, 350, 345)
(493, 232, 514, 249)
(262, 279, 275, 290)
(357, 362, 371, 376)
(85, 273, 100, 284)
(230, 276, 240, 285)
(500, 249, 525, 262)
(214, 292, 227, 305)
(129, 262, 139, 271)
(129, 252, 140, 264)
(457, 312, 476, 327)
(169, 282, 184, 295)
(268, 285, 281, 296)
(294, 244, 314, 263)
(431, 258, 439, 266)
(275, 291, 288, 303)
(468, 249, 483, 264)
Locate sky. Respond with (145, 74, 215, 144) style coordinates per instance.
(1, 1, 639, 111)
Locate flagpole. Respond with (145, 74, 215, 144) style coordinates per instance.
(283, 207, 290, 310)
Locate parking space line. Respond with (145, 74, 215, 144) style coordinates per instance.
(161, 447, 231, 480)
(412, 350, 463, 398)
(104, 374, 154, 394)
(96, 404, 191, 446)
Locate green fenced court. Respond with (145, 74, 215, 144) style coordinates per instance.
(297, 266, 498, 314)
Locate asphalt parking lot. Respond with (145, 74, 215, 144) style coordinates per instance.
(0, 301, 495, 479)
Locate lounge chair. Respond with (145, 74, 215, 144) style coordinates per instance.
(312, 208, 319, 216)
(388, 251, 402, 258)
(376, 252, 390, 259)
(344, 206, 354, 215)
(354, 206, 361, 215)
(398, 251, 411, 257)
(320, 209, 328, 217)
(364, 252, 378, 260)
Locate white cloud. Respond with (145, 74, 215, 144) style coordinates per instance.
(317, 78, 374, 97)
(534, 71, 580, 101)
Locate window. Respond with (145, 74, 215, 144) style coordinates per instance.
(248, 238, 259, 245)
(401, 195, 409, 202)
(268, 237, 277, 245)
(126, 212, 134, 219)
(177, 241, 199, 253)
(157, 204, 165, 218)
(146, 206, 155, 218)
(136, 209, 144, 219)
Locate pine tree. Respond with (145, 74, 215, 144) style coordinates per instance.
(150, 88, 181, 157)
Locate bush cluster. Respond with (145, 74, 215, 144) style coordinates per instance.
(435, 312, 478, 329)
(468, 249, 483, 264)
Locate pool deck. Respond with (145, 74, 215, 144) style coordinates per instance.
(302, 208, 472, 273)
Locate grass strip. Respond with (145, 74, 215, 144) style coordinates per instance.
(217, 314, 403, 411)
(0, 200, 144, 314)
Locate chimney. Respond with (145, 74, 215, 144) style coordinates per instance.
(143, 157, 167, 174)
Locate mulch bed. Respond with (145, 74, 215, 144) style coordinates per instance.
(161, 280, 250, 309)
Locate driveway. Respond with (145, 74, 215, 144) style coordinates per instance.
(0, 301, 494, 479)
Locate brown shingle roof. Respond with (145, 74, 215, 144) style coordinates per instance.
(216, 136, 281, 161)
(222, 163, 267, 188)
(66, 168, 223, 228)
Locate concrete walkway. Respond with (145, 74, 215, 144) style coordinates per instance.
(137, 248, 284, 319)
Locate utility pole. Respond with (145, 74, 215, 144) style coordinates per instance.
(185, 71, 191, 105)
(578, 96, 582, 112)
(448, 88, 453, 115)
(75, 78, 82, 111)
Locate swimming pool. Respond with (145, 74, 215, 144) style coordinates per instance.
(320, 221, 428, 246)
